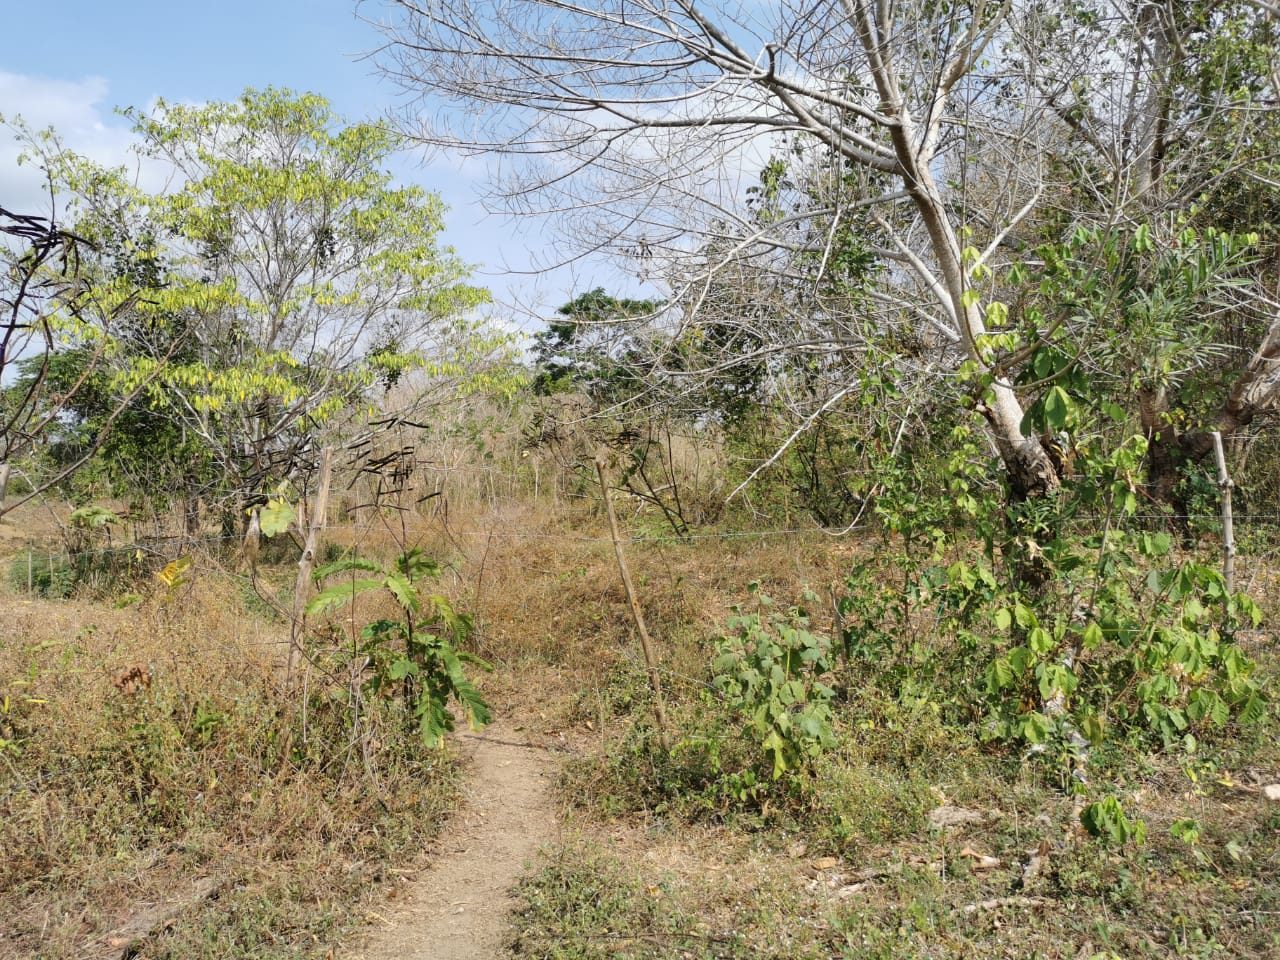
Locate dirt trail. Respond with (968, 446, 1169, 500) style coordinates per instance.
(348, 719, 560, 960)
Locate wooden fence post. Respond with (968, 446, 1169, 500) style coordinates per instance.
(287, 447, 333, 680)
(1211, 431, 1235, 594)
(596, 455, 671, 752)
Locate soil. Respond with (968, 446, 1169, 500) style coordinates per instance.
(347, 717, 562, 960)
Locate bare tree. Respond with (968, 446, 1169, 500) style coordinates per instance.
(368, 0, 1278, 503)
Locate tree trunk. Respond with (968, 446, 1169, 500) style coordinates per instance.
(1139, 385, 1188, 510)
(895, 138, 1061, 504)
(1142, 313, 1280, 517)
(287, 447, 333, 680)
(895, 139, 1061, 583)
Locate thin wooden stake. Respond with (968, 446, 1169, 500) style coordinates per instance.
(242, 507, 261, 575)
(596, 455, 671, 752)
(1211, 431, 1235, 594)
(288, 447, 333, 681)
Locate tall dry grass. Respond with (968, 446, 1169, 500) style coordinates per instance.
(0, 571, 461, 960)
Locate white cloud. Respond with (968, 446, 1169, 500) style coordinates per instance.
(0, 72, 145, 217)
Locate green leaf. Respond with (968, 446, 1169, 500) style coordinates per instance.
(452, 676, 492, 730)
(1102, 401, 1127, 423)
(314, 557, 384, 580)
(70, 506, 121, 529)
(1081, 797, 1145, 846)
(387, 657, 419, 681)
(762, 728, 790, 779)
(416, 694, 452, 748)
(1139, 531, 1172, 557)
(986, 657, 1014, 693)
(384, 571, 420, 616)
(1013, 603, 1038, 629)
(430, 594, 475, 644)
(1021, 711, 1051, 744)
(947, 561, 976, 591)
(398, 548, 443, 581)
(1081, 621, 1103, 649)
(1238, 693, 1266, 724)
(1042, 385, 1072, 430)
(258, 498, 295, 538)
(455, 650, 494, 672)
(305, 578, 383, 616)
(1028, 626, 1054, 654)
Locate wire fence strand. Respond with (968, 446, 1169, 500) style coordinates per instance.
(10, 507, 1280, 570)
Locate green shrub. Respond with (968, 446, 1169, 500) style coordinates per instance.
(711, 584, 837, 778)
(8, 547, 149, 599)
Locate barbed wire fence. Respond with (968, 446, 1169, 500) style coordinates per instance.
(5, 469, 1277, 803)
(4, 417, 1276, 683)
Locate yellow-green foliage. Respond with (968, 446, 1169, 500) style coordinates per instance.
(15, 86, 515, 510)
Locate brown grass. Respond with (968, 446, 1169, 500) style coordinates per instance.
(5, 483, 1279, 960)
(0, 555, 462, 960)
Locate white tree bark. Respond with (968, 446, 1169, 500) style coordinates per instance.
(368, 0, 1273, 499)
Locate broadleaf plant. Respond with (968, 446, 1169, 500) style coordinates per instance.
(307, 547, 490, 746)
(712, 585, 837, 779)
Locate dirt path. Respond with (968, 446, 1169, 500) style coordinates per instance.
(348, 719, 561, 960)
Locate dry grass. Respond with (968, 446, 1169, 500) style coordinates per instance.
(4, 485, 1279, 959)
(486, 511, 1280, 960)
(0, 560, 463, 960)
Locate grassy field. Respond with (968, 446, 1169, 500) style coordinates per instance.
(1, 500, 1277, 959)
(0, 517, 465, 959)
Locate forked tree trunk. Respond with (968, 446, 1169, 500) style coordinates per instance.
(897, 150, 1062, 505)
(861, 6, 1062, 509)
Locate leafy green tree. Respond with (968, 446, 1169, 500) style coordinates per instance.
(531, 288, 661, 403)
(29, 88, 496, 523)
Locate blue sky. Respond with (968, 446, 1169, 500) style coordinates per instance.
(0, 0, 615, 324)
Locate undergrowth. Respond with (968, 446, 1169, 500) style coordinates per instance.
(547, 524, 1280, 959)
(0, 579, 461, 959)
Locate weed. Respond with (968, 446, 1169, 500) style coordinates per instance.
(796, 752, 931, 851)
(308, 547, 491, 746)
(712, 584, 837, 779)
(7, 545, 155, 598)
(511, 841, 715, 959)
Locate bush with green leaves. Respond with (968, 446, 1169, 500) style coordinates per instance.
(308, 548, 491, 747)
(10, 505, 150, 598)
(711, 585, 837, 779)
(1080, 796, 1147, 848)
(980, 533, 1264, 750)
(839, 418, 1267, 763)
